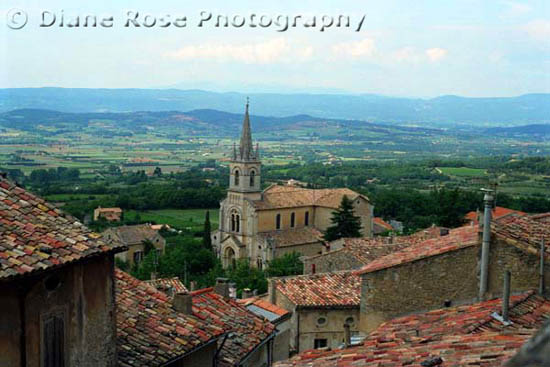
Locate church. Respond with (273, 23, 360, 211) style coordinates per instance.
(212, 102, 374, 269)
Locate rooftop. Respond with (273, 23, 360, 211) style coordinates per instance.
(191, 287, 276, 367)
(493, 214, 550, 258)
(464, 206, 526, 224)
(274, 271, 361, 308)
(106, 224, 160, 245)
(239, 297, 291, 323)
(253, 185, 369, 210)
(373, 217, 393, 231)
(355, 224, 479, 275)
(145, 277, 188, 295)
(275, 291, 550, 367)
(115, 270, 223, 367)
(0, 178, 126, 281)
(259, 227, 323, 248)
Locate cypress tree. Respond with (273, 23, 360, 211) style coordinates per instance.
(323, 195, 362, 241)
(203, 210, 213, 251)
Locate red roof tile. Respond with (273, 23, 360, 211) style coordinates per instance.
(355, 225, 479, 275)
(275, 271, 361, 308)
(465, 206, 527, 224)
(493, 214, 550, 258)
(259, 227, 323, 248)
(0, 178, 126, 281)
(191, 288, 276, 367)
(373, 217, 393, 231)
(239, 297, 291, 318)
(145, 277, 188, 294)
(115, 270, 223, 367)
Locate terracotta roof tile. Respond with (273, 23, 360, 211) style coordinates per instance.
(145, 277, 188, 294)
(253, 185, 369, 210)
(106, 224, 160, 245)
(275, 292, 550, 367)
(239, 297, 291, 319)
(355, 225, 479, 275)
(115, 270, 223, 367)
(373, 217, 393, 231)
(465, 207, 527, 224)
(259, 227, 323, 248)
(191, 288, 276, 366)
(493, 215, 550, 258)
(0, 178, 126, 281)
(275, 271, 361, 308)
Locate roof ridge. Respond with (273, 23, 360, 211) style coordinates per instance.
(191, 287, 214, 296)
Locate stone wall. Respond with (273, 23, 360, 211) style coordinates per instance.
(303, 249, 364, 274)
(274, 241, 325, 259)
(0, 255, 117, 367)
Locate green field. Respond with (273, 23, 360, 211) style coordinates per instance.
(438, 167, 487, 177)
(125, 209, 219, 231)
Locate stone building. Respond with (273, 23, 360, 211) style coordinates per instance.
(0, 177, 126, 367)
(268, 271, 361, 353)
(212, 102, 373, 269)
(93, 207, 122, 222)
(103, 224, 166, 266)
(115, 270, 223, 367)
(355, 214, 550, 332)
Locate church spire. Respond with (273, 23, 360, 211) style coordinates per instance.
(239, 97, 254, 161)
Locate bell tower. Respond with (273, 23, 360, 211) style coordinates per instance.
(228, 99, 262, 201)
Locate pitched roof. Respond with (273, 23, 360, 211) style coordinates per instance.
(493, 214, 550, 258)
(96, 207, 122, 213)
(259, 227, 323, 248)
(115, 270, 223, 367)
(253, 185, 369, 210)
(355, 225, 479, 275)
(530, 212, 550, 222)
(239, 297, 291, 323)
(275, 291, 550, 367)
(0, 178, 126, 281)
(191, 288, 276, 367)
(145, 277, 188, 295)
(274, 271, 361, 308)
(373, 217, 393, 231)
(107, 224, 160, 245)
(465, 206, 527, 224)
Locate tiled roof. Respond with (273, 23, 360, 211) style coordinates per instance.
(107, 224, 159, 245)
(191, 288, 276, 367)
(115, 270, 223, 367)
(275, 291, 550, 367)
(253, 185, 369, 210)
(275, 271, 361, 308)
(145, 277, 188, 294)
(465, 206, 526, 224)
(530, 212, 550, 222)
(493, 215, 550, 258)
(373, 217, 393, 231)
(259, 227, 323, 248)
(0, 178, 126, 281)
(96, 207, 122, 213)
(355, 225, 479, 275)
(239, 297, 291, 322)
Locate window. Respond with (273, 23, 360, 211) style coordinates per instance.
(42, 313, 65, 367)
(133, 251, 143, 265)
(276, 214, 281, 230)
(314, 339, 328, 349)
(311, 264, 316, 274)
(234, 170, 240, 186)
(290, 212, 295, 228)
(304, 211, 309, 226)
(345, 317, 355, 325)
(256, 257, 263, 270)
(230, 210, 240, 232)
(317, 317, 327, 326)
(250, 170, 255, 186)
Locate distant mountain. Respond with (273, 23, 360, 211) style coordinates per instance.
(486, 124, 550, 136)
(0, 88, 549, 127)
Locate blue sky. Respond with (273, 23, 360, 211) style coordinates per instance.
(1, 0, 549, 97)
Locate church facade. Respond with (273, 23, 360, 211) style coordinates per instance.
(212, 103, 374, 269)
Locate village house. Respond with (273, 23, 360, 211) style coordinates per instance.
(239, 295, 292, 362)
(103, 224, 166, 266)
(355, 200, 550, 332)
(93, 206, 123, 222)
(274, 290, 550, 366)
(464, 205, 526, 225)
(0, 176, 127, 367)
(268, 271, 361, 353)
(372, 217, 393, 235)
(145, 276, 188, 296)
(212, 102, 374, 269)
(115, 270, 224, 367)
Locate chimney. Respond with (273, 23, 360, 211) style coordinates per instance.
(242, 288, 253, 299)
(479, 189, 494, 300)
(343, 323, 351, 348)
(502, 271, 511, 322)
(150, 272, 157, 281)
(173, 292, 193, 315)
(268, 279, 277, 304)
(229, 282, 237, 298)
(214, 278, 230, 298)
(189, 281, 197, 292)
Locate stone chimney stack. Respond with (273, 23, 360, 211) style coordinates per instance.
(479, 189, 494, 300)
(242, 288, 253, 299)
(215, 278, 230, 298)
(173, 292, 193, 315)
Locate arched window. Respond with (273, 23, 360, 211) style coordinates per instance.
(256, 257, 263, 270)
(290, 212, 295, 228)
(305, 211, 310, 226)
(225, 247, 236, 268)
(235, 214, 240, 232)
(231, 214, 236, 232)
(230, 209, 240, 232)
(276, 214, 281, 230)
(234, 170, 240, 186)
(250, 170, 256, 187)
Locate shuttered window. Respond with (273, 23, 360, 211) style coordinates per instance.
(43, 314, 65, 367)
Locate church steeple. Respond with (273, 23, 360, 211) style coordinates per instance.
(238, 98, 256, 161)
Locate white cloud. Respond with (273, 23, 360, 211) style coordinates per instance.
(426, 48, 448, 62)
(393, 47, 422, 63)
(165, 38, 310, 64)
(501, 1, 532, 18)
(332, 38, 376, 58)
(523, 19, 550, 41)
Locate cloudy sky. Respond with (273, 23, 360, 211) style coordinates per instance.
(1, 0, 549, 97)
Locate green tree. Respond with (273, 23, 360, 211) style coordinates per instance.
(227, 259, 268, 296)
(202, 211, 212, 251)
(323, 195, 362, 241)
(266, 252, 303, 277)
